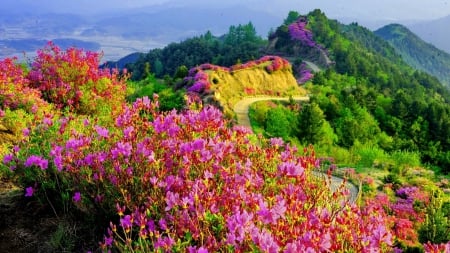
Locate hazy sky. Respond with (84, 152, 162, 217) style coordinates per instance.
(3, 0, 450, 19)
(2, 0, 450, 28)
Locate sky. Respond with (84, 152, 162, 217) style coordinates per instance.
(3, 0, 450, 24)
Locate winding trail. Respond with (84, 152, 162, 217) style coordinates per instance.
(304, 60, 321, 72)
(233, 96, 360, 203)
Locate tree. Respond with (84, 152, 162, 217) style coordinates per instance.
(297, 102, 326, 145)
(283, 11, 300, 25)
(265, 106, 292, 140)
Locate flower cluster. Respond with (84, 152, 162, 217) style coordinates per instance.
(0, 57, 50, 115)
(27, 42, 127, 114)
(288, 17, 316, 47)
(296, 63, 314, 84)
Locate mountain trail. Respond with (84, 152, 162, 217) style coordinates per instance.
(233, 96, 360, 203)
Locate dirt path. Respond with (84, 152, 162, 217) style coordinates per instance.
(233, 96, 360, 203)
(233, 96, 309, 128)
(304, 60, 321, 72)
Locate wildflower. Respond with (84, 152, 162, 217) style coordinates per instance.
(197, 247, 208, 253)
(25, 155, 48, 170)
(120, 215, 133, 231)
(25, 186, 34, 197)
(111, 141, 132, 158)
(95, 125, 109, 138)
(270, 137, 284, 147)
(43, 115, 53, 126)
(2, 153, 14, 164)
(73, 192, 81, 202)
(123, 126, 134, 138)
(22, 128, 30, 137)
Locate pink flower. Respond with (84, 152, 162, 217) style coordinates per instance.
(73, 192, 81, 202)
(25, 155, 48, 170)
(22, 128, 30, 137)
(25, 186, 34, 197)
(120, 215, 133, 230)
(2, 153, 14, 164)
(95, 125, 109, 138)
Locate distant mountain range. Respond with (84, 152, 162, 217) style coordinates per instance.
(375, 23, 450, 88)
(408, 15, 450, 54)
(0, 5, 281, 61)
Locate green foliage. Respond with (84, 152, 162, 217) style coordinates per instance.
(48, 222, 77, 252)
(353, 144, 388, 168)
(297, 102, 326, 145)
(418, 191, 450, 243)
(126, 76, 185, 111)
(283, 11, 300, 26)
(128, 23, 266, 80)
(265, 105, 295, 140)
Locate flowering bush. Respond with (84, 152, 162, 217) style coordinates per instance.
(288, 18, 316, 47)
(3, 94, 400, 252)
(0, 57, 50, 116)
(297, 63, 314, 84)
(27, 42, 127, 115)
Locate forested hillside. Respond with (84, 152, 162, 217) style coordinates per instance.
(375, 23, 450, 88)
(127, 23, 265, 80)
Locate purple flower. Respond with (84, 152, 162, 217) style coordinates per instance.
(120, 215, 133, 230)
(43, 115, 53, 126)
(197, 247, 208, 253)
(3, 153, 14, 164)
(22, 128, 30, 137)
(25, 155, 48, 170)
(123, 126, 134, 138)
(94, 125, 109, 138)
(270, 137, 284, 147)
(278, 161, 304, 177)
(73, 192, 81, 202)
(25, 186, 34, 197)
(111, 142, 132, 158)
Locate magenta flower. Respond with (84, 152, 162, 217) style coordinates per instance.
(22, 128, 30, 137)
(111, 141, 132, 158)
(94, 125, 109, 138)
(197, 247, 208, 253)
(25, 186, 34, 197)
(2, 153, 14, 164)
(24, 155, 48, 170)
(120, 215, 132, 230)
(0, 108, 4, 117)
(73, 192, 81, 202)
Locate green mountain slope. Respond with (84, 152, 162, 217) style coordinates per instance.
(375, 23, 450, 88)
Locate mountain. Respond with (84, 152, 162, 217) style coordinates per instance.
(407, 15, 450, 54)
(374, 23, 450, 88)
(0, 5, 280, 61)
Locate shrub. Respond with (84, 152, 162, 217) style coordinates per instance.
(4, 96, 397, 252)
(27, 42, 127, 115)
